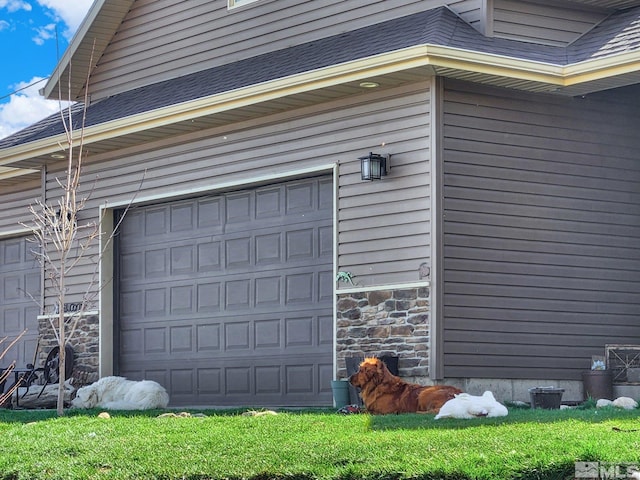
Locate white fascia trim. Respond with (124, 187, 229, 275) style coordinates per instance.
(0, 167, 39, 180)
(3, 44, 640, 167)
(0, 227, 33, 239)
(425, 45, 564, 82)
(562, 49, 640, 84)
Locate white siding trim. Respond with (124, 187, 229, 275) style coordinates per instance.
(228, 0, 262, 9)
(336, 281, 430, 295)
(429, 76, 444, 380)
(332, 163, 339, 380)
(0, 227, 33, 239)
(105, 163, 336, 209)
(99, 206, 114, 377)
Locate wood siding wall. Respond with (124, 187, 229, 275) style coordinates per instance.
(89, 0, 477, 101)
(0, 182, 42, 349)
(448, 0, 486, 34)
(0, 181, 41, 233)
(40, 82, 432, 309)
(442, 79, 640, 381)
(493, 0, 608, 46)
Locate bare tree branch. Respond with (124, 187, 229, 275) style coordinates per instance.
(19, 39, 146, 415)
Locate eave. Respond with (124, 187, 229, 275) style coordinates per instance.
(0, 167, 40, 187)
(4, 43, 640, 177)
(567, 0, 640, 9)
(41, 0, 135, 101)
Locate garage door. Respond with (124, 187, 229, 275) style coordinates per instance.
(116, 176, 334, 407)
(0, 236, 40, 370)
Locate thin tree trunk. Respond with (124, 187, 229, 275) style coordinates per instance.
(57, 273, 66, 416)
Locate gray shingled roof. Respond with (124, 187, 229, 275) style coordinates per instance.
(2, 5, 639, 150)
(569, 6, 640, 61)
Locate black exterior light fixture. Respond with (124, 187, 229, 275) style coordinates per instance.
(359, 152, 390, 181)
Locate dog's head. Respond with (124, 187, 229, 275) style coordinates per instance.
(349, 357, 389, 389)
(70, 384, 98, 409)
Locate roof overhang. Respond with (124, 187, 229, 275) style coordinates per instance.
(6, 42, 640, 177)
(41, 0, 135, 101)
(0, 167, 40, 187)
(565, 0, 640, 8)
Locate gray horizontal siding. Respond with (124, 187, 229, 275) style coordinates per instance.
(0, 183, 43, 351)
(448, 0, 485, 33)
(442, 79, 640, 381)
(88, 0, 448, 100)
(493, 0, 609, 46)
(40, 82, 432, 306)
(0, 181, 41, 233)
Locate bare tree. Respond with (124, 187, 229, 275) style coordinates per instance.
(21, 77, 98, 414)
(20, 48, 142, 415)
(0, 331, 28, 407)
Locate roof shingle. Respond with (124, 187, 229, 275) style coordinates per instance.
(2, 5, 640, 149)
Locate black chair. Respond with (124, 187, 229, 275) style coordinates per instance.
(16, 345, 74, 406)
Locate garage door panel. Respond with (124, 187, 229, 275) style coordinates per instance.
(120, 310, 330, 360)
(256, 233, 281, 265)
(255, 276, 281, 306)
(0, 236, 39, 372)
(120, 268, 332, 321)
(117, 176, 333, 406)
(0, 238, 25, 269)
(122, 228, 328, 284)
(318, 314, 334, 345)
(197, 284, 221, 312)
(319, 270, 334, 301)
(120, 356, 333, 406)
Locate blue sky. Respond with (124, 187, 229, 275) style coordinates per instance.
(0, 0, 93, 139)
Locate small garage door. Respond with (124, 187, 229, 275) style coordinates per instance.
(0, 236, 40, 369)
(116, 176, 334, 407)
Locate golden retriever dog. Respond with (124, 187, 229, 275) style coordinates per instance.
(349, 357, 462, 414)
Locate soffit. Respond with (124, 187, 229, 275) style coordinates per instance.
(0, 65, 434, 171)
(3, 6, 640, 183)
(3, 38, 639, 176)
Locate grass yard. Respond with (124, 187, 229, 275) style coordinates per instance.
(0, 405, 639, 480)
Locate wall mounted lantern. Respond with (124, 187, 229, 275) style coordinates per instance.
(359, 152, 390, 181)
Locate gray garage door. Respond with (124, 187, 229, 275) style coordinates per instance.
(116, 176, 334, 407)
(0, 236, 40, 370)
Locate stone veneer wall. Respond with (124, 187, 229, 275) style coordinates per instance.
(336, 286, 430, 380)
(37, 314, 100, 383)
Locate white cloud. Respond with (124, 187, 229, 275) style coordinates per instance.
(0, 1, 92, 139)
(36, 0, 93, 38)
(0, 0, 31, 13)
(0, 77, 70, 140)
(32, 22, 56, 45)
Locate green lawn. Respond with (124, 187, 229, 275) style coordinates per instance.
(0, 406, 639, 479)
